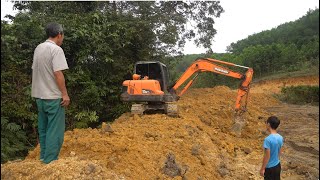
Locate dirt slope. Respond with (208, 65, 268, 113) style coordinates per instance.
(1, 75, 318, 180)
(250, 75, 319, 94)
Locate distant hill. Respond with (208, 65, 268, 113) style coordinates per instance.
(228, 8, 319, 54)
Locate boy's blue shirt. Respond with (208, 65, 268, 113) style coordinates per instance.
(263, 133, 283, 168)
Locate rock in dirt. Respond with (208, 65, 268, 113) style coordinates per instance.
(101, 122, 114, 134)
(242, 147, 252, 154)
(218, 167, 230, 177)
(70, 151, 76, 157)
(191, 144, 201, 156)
(162, 153, 182, 177)
(287, 161, 298, 169)
(85, 163, 96, 174)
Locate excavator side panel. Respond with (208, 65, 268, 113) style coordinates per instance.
(121, 80, 170, 102)
(123, 80, 164, 95)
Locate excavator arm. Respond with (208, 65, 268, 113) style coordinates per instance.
(170, 58, 254, 114)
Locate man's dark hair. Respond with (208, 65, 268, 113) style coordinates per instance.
(266, 116, 280, 130)
(45, 22, 63, 38)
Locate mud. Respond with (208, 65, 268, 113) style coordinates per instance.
(1, 75, 318, 180)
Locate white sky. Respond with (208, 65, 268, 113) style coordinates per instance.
(1, 0, 319, 54)
(184, 0, 319, 54)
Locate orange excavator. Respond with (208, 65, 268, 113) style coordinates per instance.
(120, 58, 253, 117)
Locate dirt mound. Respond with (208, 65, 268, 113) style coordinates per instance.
(1, 83, 310, 179)
(1, 158, 120, 180)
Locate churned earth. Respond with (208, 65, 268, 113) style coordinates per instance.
(1, 75, 318, 180)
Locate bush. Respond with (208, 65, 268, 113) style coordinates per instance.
(1, 117, 29, 163)
(279, 85, 319, 105)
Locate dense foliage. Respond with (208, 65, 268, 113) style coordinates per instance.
(1, 1, 224, 163)
(278, 85, 319, 105)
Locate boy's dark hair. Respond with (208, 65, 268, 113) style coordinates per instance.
(266, 116, 280, 129)
(45, 22, 63, 38)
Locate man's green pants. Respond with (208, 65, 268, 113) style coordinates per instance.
(36, 98, 65, 164)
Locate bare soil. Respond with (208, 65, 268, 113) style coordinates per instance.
(250, 75, 319, 94)
(1, 75, 318, 180)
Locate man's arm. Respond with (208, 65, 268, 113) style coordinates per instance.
(279, 147, 283, 157)
(54, 70, 70, 107)
(260, 148, 270, 176)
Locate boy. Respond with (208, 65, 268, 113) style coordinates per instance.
(260, 116, 284, 180)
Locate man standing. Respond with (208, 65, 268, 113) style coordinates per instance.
(31, 22, 70, 164)
(260, 116, 284, 180)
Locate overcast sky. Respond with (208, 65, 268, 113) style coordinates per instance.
(1, 0, 319, 54)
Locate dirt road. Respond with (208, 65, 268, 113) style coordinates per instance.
(251, 75, 319, 179)
(266, 104, 319, 179)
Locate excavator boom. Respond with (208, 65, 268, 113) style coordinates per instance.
(170, 58, 254, 114)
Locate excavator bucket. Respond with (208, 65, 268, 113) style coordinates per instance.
(231, 111, 246, 136)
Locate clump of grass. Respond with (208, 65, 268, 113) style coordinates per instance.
(277, 85, 319, 105)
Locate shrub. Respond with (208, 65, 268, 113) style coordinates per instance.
(279, 85, 319, 105)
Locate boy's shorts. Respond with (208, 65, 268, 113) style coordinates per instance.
(264, 162, 281, 180)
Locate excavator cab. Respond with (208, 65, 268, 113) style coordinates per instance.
(121, 61, 178, 115)
(121, 61, 175, 102)
(134, 61, 169, 92)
